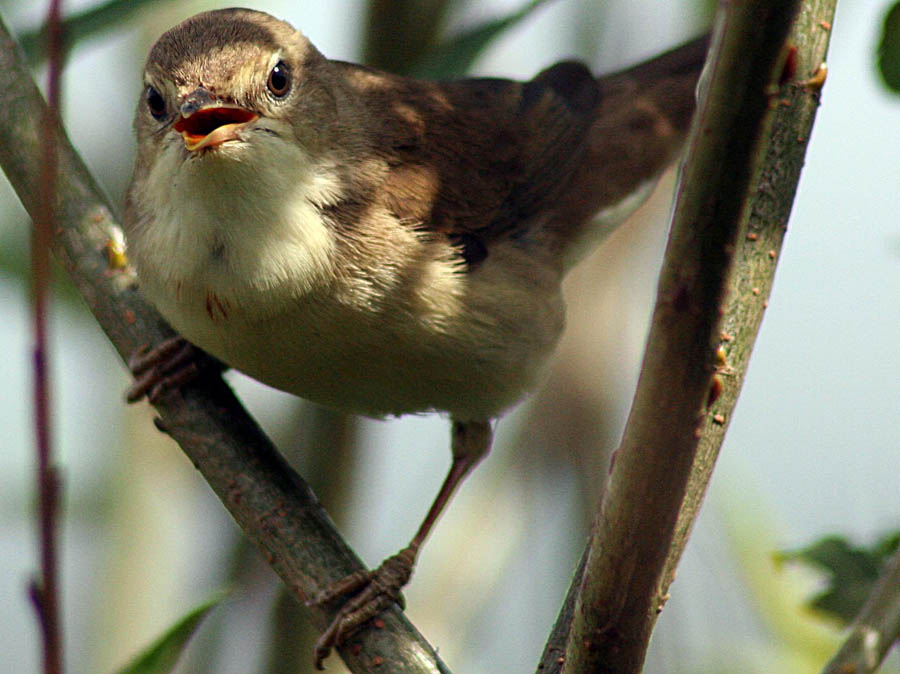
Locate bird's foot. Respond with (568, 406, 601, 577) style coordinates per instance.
(126, 336, 221, 403)
(311, 545, 417, 670)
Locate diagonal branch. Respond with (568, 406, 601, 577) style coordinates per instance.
(554, 1, 816, 672)
(0, 15, 449, 674)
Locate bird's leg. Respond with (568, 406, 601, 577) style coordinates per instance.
(126, 336, 223, 403)
(312, 419, 493, 669)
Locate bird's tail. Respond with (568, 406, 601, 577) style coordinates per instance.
(554, 34, 711, 268)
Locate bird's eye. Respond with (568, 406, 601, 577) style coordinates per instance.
(146, 86, 166, 120)
(267, 61, 291, 98)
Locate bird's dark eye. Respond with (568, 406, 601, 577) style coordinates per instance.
(146, 86, 166, 120)
(267, 61, 291, 98)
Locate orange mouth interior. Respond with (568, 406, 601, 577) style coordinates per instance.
(174, 107, 257, 150)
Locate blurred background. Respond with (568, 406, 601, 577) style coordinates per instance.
(1, 0, 899, 672)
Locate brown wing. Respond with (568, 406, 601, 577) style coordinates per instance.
(333, 35, 708, 263)
(340, 61, 596, 237)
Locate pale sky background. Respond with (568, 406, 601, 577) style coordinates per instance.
(1, 1, 898, 673)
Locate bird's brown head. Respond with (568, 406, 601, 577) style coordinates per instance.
(134, 8, 335, 158)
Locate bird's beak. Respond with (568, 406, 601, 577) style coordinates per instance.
(173, 104, 258, 152)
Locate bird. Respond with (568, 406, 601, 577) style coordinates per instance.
(122, 7, 709, 668)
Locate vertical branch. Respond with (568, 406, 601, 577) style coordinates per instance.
(29, 2, 65, 674)
(658, 0, 838, 601)
(558, 1, 801, 672)
(540, 4, 838, 672)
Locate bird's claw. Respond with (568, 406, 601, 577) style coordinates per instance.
(310, 546, 416, 670)
(126, 336, 219, 403)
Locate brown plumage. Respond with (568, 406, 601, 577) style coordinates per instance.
(321, 37, 707, 264)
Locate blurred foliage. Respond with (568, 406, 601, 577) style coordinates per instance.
(18, 0, 163, 65)
(113, 591, 226, 674)
(698, 0, 718, 23)
(877, 1, 900, 92)
(410, 0, 556, 78)
(777, 532, 900, 623)
(717, 491, 840, 672)
(16, 0, 558, 78)
(363, 0, 454, 73)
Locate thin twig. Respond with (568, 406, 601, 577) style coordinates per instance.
(29, 2, 64, 673)
(558, 2, 802, 672)
(822, 543, 900, 674)
(0, 13, 448, 674)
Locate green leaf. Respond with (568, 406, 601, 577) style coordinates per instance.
(411, 0, 557, 79)
(877, 1, 900, 93)
(777, 533, 900, 623)
(113, 591, 227, 674)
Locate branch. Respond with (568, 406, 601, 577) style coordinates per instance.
(29, 2, 64, 673)
(657, 0, 837, 603)
(0, 14, 449, 674)
(822, 543, 900, 674)
(556, 2, 806, 672)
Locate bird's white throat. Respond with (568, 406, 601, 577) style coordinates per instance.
(132, 130, 341, 317)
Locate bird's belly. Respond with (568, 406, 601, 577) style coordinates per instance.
(152, 275, 565, 420)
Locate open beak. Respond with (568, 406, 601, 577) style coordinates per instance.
(173, 105, 258, 151)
